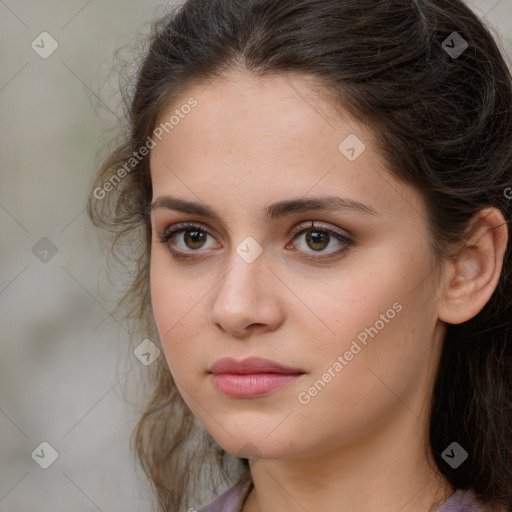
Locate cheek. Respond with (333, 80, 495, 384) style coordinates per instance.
(310, 269, 402, 353)
(150, 247, 201, 329)
(147, 239, 439, 458)
(150, 254, 175, 333)
(288, 295, 436, 454)
(301, 253, 437, 397)
(149, 251, 216, 384)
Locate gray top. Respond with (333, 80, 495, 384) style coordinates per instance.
(198, 483, 488, 512)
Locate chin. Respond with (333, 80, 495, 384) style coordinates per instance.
(206, 427, 284, 459)
(209, 425, 314, 462)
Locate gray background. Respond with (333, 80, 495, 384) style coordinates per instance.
(1, 1, 511, 511)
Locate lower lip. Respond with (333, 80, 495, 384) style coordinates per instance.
(211, 373, 302, 398)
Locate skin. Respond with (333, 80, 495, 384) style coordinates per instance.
(148, 68, 508, 512)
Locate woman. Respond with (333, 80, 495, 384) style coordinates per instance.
(88, 0, 512, 510)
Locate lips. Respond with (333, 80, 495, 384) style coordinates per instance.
(208, 356, 305, 375)
(208, 357, 306, 398)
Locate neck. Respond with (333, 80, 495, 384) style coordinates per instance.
(242, 408, 454, 512)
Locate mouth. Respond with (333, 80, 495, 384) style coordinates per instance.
(208, 356, 306, 398)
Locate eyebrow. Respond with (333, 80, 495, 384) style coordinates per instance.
(149, 195, 380, 220)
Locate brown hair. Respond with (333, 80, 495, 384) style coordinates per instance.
(87, 0, 512, 510)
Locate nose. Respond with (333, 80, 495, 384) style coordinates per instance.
(208, 250, 284, 338)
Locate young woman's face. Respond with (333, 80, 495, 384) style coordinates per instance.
(149, 69, 447, 461)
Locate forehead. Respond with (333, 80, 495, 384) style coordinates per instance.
(148, 68, 424, 226)
(156, 68, 347, 133)
(150, 69, 367, 179)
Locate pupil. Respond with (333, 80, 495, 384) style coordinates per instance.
(307, 231, 329, 251)
(185, 230, 205, 249)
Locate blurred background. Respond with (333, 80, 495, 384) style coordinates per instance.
(1, 1, 511, 511)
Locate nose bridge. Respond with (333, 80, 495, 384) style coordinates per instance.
(216, 241, 267, 308)
(217, 209, 267, 295)
(208, 237, 281, 334)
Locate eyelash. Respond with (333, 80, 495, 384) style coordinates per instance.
(157, 221, 354, 262)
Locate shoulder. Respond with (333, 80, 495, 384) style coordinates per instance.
(197, 481, 252, 512)
(431, 488, 506, 512)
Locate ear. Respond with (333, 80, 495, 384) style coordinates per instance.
(438, 207, 508, 325)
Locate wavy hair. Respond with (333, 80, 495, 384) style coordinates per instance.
(87, 1, 512, 510)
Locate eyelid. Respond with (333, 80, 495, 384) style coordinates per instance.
(288, 220, 352, 241)
(157, 222, 219, 262)
(286, 221, 354, 261)
(158, 221, 219, 245)
(158, 220, 350, 243)
(158, 220, 354, 261)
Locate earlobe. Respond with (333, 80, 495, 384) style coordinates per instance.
(438, 208, 509, 325)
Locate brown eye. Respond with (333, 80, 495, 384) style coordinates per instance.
(157, 222, 220, 259)
(288, 221, 354, 261)
(182, 229, 208, 250)
(305, 230, 331, 251)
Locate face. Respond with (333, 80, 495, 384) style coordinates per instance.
(149, 69, 446, 461)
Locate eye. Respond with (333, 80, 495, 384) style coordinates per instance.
(286, 221, 354, 261)
(157, 220, 354, 262)
(157, 222, 219, 260)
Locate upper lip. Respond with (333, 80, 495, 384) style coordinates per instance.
(209, 357, 305, 375)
